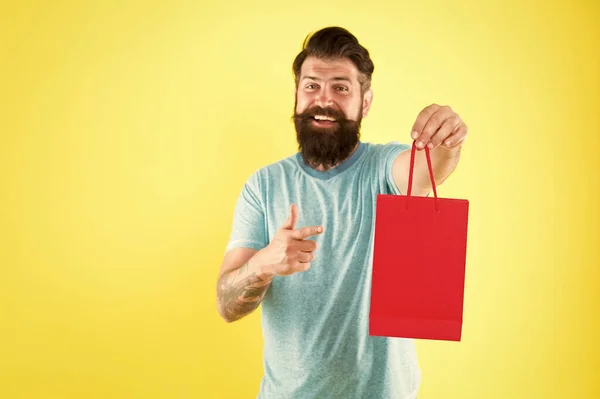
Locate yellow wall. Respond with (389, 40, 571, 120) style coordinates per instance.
(1, 0, 598, 398)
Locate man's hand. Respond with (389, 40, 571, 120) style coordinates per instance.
(251, 204, 323, 277)
(216, 204, 322, 323)
(392, 104, 467, 195)
(410, 104, 468, 151)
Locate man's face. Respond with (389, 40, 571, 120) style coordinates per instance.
(293, 56, 372, 169)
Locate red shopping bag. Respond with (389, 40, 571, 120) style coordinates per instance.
(369, 141, 469, 341)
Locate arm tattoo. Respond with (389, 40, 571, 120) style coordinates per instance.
(217, 263, 272, 322)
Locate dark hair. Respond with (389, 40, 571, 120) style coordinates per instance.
(292, 27, 375, 93)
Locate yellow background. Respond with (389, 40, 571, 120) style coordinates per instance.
(1, 0, 598, 398)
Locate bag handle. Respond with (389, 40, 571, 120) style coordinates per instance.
(406, 140, 439, 212)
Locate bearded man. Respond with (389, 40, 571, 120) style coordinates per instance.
(216, 26, 468, 399)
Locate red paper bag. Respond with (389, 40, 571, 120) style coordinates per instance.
(369, 141, 469, 341)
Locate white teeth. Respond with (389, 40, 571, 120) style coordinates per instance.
(314, 115, 335, 121)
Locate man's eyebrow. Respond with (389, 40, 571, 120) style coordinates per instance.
(301, 76, 353, 83)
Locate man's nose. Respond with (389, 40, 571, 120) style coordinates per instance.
(316, 90, 333, 107)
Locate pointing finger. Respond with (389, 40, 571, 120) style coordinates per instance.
(291, 225, 324, 240)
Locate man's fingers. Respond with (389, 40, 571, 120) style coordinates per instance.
(291, 225, 324, 240)
(428, 116, 460, 149)
(411, 104, 441, 141)
(444, 124, 468, 148)
(296, 262, 311, 272)
(281, 204, 299, 230)
(298, 239, 318, 252)
(297, 251, 314, 263)
(417, 107, 454, 149)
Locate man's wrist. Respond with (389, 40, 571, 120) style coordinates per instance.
(248, 252, 276, 282)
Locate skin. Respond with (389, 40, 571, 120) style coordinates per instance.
(295, 56, 373, 141)
(394, 104, 467, 195)
(216, 204, 322, 323)
(216, 56, 468, 323)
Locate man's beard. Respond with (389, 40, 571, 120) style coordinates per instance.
(293, 104, 362, 170)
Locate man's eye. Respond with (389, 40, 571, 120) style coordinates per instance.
(336, 86, 348, 91)
(306, 84, 318, 89)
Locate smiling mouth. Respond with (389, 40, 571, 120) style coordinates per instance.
(312, 115, 337, 122)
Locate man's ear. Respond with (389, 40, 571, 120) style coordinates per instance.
(362, 88, 373, 117)
(293, 86, 298, 114)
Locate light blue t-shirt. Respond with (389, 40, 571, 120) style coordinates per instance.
(225, 141, 421, 399)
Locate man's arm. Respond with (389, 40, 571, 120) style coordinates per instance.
(216, 247, 274, 323)
(217, 204, 323, 323)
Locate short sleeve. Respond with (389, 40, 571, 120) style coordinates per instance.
(225, 172, 268, 253)
(380, 141, 411, 195)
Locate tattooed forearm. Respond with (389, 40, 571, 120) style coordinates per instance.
(217, 263, 273, 322)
